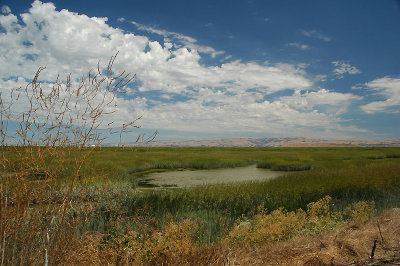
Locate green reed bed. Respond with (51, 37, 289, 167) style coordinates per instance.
(127, 159, 253, 174)
(76, 147, 400, 216)
(76, 147, 400, 185)
(6, 147, 400, 213)
(4, 146, 400, 176)
(79, 162, 400, 243)
(129, 165, 400, 216)
(257, 159, 313, 171)
(6, 147, 399, 245)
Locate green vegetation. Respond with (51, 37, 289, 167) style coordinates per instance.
(2, 145, 400, 264)
(71, 147, 400, 245)
(20, 147, 384, 240)
(78, 146, 400, 181)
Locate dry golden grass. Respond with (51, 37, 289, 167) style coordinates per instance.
(225, 196, 346, 246)
(46, 198, 399, 266)
(57, 208, 400, 265)
(0, 54, 143, 265)
(220, 208, 400, 266)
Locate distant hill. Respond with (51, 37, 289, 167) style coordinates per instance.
(107, 137, 400, 147)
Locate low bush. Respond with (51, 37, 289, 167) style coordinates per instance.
(226, 196, 375, 246)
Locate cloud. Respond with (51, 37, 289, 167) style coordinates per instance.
(286, 42, 310, 50)
(139, 88, 365, 137)
(361, 77, 400, 113)
(280, 89, 362, 114)
(1, 5, 11, 14)
(141, 89, 332, 133)
(117, 17, 125, 22)
(131, 21, 224, 58)
(332, 61, 361, 78)
(0, 0, 367, 139)
(301, 29, 331, 42)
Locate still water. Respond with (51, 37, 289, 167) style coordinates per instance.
(140, 165, 285, 188)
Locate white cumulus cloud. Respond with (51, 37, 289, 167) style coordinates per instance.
(332, 61, 361, 78)
(301, 29, 331, 42)
(1, 5, 11, 14)
(131, 21, 224, 58)
(280, 89, 362, 114)
(0, 0, 368, 139)
(361, 77, 400, 113)
(286, 42, 310, 50)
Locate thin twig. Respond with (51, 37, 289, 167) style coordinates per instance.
(377, 222, 384, 243)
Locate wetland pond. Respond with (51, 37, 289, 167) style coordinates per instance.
(138, 165, 285, 188)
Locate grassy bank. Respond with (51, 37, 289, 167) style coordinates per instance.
(66, 147, 400, 248)
(2, 146, 400, 264)
(80, 164, 399, 245)
(5, 146, 398, 182)
(70, 146, 400, 184)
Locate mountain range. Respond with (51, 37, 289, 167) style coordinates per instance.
(109, 137, 400, 147)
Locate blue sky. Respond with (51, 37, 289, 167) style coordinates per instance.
(0, 0, 399, 141)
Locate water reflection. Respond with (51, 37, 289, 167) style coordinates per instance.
(139, 165, 284, 188)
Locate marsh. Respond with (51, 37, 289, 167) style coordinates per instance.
(139, 164, 285, 188)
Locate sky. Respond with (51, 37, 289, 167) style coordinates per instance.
(0, 0, 399, 142)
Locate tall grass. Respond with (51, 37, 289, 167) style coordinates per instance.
(128, 159, 252, 174)
(257, 159, 313, 171)
(67, 146, 400, 187)
(61, 147, 400, 247)
(70, 196, 380, 264)
(2, 145, 398, 264)
(0, 55, 142, 265)
(126, 165, 399, 216)
(75, 158, 399, 246)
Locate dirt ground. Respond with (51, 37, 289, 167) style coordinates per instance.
(223, 208, 400, 265)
